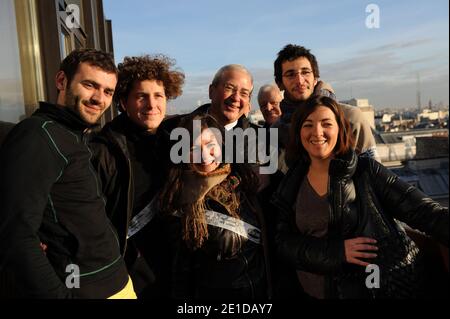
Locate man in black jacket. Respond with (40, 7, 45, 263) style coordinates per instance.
(161, 64, 254, 128)
(0, 49, 132, 298)
(0, 121, 15, 146)
(90, 54, 185, 298)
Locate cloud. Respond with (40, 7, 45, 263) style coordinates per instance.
(168, 73, 211, 114)
(315, 37, 449, 108)
(336, 72, 449, 108)
(360, 38, 434, 54)
(167, 37, 449, 114)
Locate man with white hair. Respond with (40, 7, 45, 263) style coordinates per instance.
(159, 64, 260, 164)
(206, 64, 254, 130)
(257, 84, 283, 127)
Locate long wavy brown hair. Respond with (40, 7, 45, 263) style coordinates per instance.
(159, 114, 259, 249)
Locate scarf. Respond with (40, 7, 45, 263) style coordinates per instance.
(179, 164, 242, 249)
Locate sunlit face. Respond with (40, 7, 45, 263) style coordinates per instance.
(280, 57, 318, 102)
(258, 89, 282, 125)
(209, 69, 253, 125)
(123, 80, 167, 133)
(190, 128, 222, 173)
(56, 62, 117, 124)
(300, 106, 339, 162)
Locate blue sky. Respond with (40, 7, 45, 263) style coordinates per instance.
(103, 0, 449, 113)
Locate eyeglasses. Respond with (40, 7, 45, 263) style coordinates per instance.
(282, 69, 314, 80)
(223, 83, 251, 99)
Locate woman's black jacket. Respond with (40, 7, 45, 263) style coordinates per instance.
(271, 151, 448, 298)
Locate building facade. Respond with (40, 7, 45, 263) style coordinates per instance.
(375, 128, 448, 164)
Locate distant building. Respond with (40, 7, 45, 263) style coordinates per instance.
(375, 128, 448, 164)
(381, 113, 395, 123)
(418, 108, 448, 122)
(340, 98, 375, 129)
(248, 109, 264, 126)
(0, 0, 115, 125)
(390, 136, 449, 207)
(415, 136, 448, 160)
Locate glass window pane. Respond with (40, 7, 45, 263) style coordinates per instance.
(0, 0, 26, 123)
(60, 27, 73, 59)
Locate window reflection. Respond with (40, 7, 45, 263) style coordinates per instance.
(0, 0, 26, 123)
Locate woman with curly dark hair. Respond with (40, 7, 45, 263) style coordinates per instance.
(158, 114, 272, 299)
(272, 96, 448, 299)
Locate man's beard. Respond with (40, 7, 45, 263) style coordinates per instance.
(64, 89, 79, 112)
(64, 89, 102, 124)
(284, 88, 310, 103)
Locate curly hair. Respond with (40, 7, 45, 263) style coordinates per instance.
(114, 54, 185, 111)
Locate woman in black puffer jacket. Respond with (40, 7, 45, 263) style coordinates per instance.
(272, 96, 448, 299)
